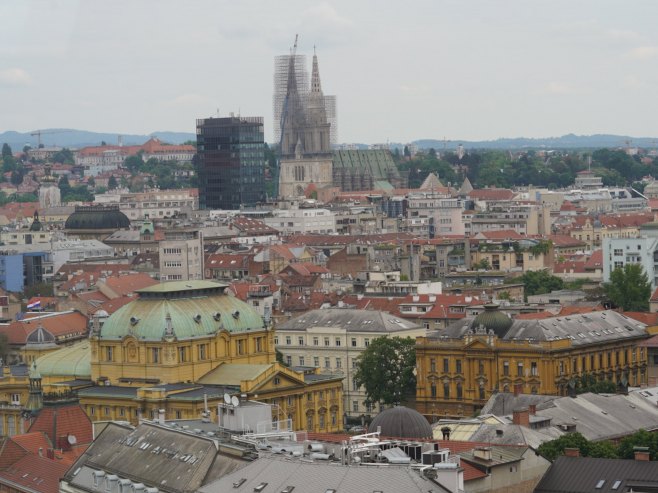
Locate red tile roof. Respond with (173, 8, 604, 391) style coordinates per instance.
(27, 404, 94, 447)
(623, 312, 658, 326)
(10, 433, 51, 456)
(548, 234, 587, 248)
(1, 312, 88, 345)
(0, 453, 69, 493)
(469, 188, 515, 201)
(101, 272, 158, 296)
(584, 250, 603, 270)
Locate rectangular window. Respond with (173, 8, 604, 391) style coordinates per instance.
(151, 348, 160, 363)
(517, 362, 524, 377)
(285, 336, 291, 345)
(353, 400, 359, 412)
(336, 358, 342, 369)
(351, 338, 357, 347)
(335, 337, 341, 347)
(106, 346, 113, 362)
(237, 339, 245, 355)
(313, 356, 319, 367)
(443, 383, 450, 399)
(503, 361, 509, 376)
(531, 361, 538, 376)
(324, 357, 330, 368)
(299, 356, 305, 366)
(364, 338, 370, 347)
(286, 355, 292, 366)
(313, 337, 319, 346)
(198, 344, 207, 360)
(324, 337, 330, 346)
(431, 384, 437, 398)
(298, 336, 304, 345)
(430, 358, 436, 373)
(456, 359, 462, 374)
(274, 336, 279, 345)
(443, 358, 449, 373)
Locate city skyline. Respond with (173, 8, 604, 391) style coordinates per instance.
(2, 0, 658, 143)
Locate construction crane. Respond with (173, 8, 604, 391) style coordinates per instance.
(29, 129, 71, 148)
(273, 34, 298, 198)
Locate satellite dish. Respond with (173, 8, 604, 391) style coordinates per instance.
(223, 393, 231, 405)
(231, 396, 240, 407)
(67, 435, 77, 445)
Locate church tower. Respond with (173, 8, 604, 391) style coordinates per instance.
(278, 41, 334, 198)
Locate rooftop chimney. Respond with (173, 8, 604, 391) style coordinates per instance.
(512, 408, 529, 427)
(528, 404, 537, 415)
(513, 383, 522, 397)
(634, 446, 650, 461)
(564, 448, 580, 457)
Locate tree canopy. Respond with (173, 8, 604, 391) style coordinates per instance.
(603, 263, 651, 312)
(353, 336, 416, 406)
(507, 270, 564, 300)
(538, 430, 658, 461)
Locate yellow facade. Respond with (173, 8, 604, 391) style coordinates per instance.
(76, 281, 344, 432)
(416, 330, 651, 419)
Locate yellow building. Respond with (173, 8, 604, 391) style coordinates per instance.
(416, 305, 652, 419)
(470, 239, 553, 272)
(36, 280, 344, 433)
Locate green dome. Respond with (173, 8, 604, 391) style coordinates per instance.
(65, 205, 130, 230)
(470, 304, 513, 338)
(99, 280, 265, 341)
(34, 341, 91, 379)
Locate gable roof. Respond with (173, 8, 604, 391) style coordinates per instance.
(28, 403, 94, 447)
(534, 455, 658, 493)
(0, 453, 70, 493)
(1, 311, 88, 345)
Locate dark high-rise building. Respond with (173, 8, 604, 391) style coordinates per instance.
(196, 116, 266, 210)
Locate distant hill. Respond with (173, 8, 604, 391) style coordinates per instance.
(0, 128, 196, 149)
(409, 133, 657, 150)
(2, 129, 656, 152)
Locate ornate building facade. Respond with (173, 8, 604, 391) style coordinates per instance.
(31, 280, 344, 434)
(416, 305, 654, 419)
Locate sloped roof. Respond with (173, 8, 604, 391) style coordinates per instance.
(100, 272, 158, 297)
(534, 455, 658, 493)
(28, 402, 94, 446)
(1, 311, 88, 345)
(34, 341, 91, 378)
(419, 172, 444, 190)
(64, 422, 246, 493)
(0, 454, 69, 493)
(277, 308, 421, 333)
(197, 363, 272, 386)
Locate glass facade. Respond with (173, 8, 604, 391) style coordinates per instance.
(196, 117, 265, 210)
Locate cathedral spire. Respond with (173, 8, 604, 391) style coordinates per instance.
(311, 50, 323, 95)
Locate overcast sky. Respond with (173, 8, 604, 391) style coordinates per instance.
(2, 0, 658, 144)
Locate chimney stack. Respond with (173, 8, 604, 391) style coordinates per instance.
(158, 409, 165, 425)
(514, 383, 522, 397)
(634, 447, 650, 461)
(528, 404, 536, 415)
(512, 408, 530, 427)
(564, 448, 580, 457)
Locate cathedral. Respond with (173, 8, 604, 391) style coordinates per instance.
(277, 48, 334, 198)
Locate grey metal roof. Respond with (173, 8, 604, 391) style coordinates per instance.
(199, 455, 435, 493)
(78, 386, 139, 398)
(514, 392, 658, 442)
(64, 422, 247, 493)
(534, 456, 658, 493)
(277, 308, 421, 333)
(480, 392, 557, 416)
(458, 445, 527, 467)
(440, 309, 647, 345)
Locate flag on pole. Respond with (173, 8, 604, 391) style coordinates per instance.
(26, 300, 41, 310)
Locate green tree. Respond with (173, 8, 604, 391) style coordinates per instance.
(1, 143, 11, 159)
(58, 174, 70, 190)
(354, 336, 416, 406)
(509, 270, 564, 299)
(51, 148, 74, 165)
(604, 263, 651, 311)
(617, 430, 657, 460)
(108, 175, 118, 190)
(124, 154, 144, 175)
(537, 433, 592, 461)
(87, 176, 95, 188)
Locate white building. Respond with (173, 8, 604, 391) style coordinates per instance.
(158, 229, 203, 281)
(263, 207, 336, 235)
(603, 237, 658, 289)
(95, 189, 198, 220)
(276, 308, 425, 417)
(405, 192, 465, 237)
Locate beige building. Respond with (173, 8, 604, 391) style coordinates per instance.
(158, 229, 203, 281)
(94, 188, 198, 220)
(276, 308, 426, 418)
